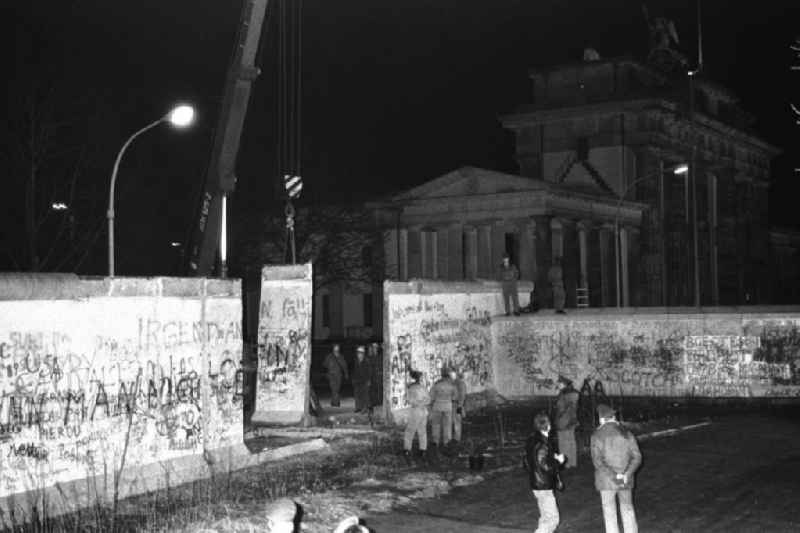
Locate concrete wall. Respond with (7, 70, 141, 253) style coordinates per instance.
(253, 264, 313, 425)
(0, 274, 243, 517)
(383, 280, 532, 413)
(495, 309, 800, 398)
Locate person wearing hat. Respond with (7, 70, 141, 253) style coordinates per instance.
(590, 404, 642, 533)
(429, 366, 458, 448)
(523, 412, 565, 533)
(497, 253, 521, 316)
(404, 369, 430, 463)
(554, 376, 580, 469)
(352, 345, 372, 413)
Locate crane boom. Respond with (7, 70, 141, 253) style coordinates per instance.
(188, 0, 269, 276)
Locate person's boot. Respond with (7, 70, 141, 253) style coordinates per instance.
(403, 450, 412, 466)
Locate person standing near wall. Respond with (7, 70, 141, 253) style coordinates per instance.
(429, 366, 458, 450)
(403, 369, 430, 464)
(368, 342, 383, 412)
(591, 404, 642, 533)
(498, 254, 521, 316)
(554, 376, 580, 469)
(548, 257, 566, 314)
(324, 344, 349, 407)
(352, 345, 371, 413)
(523, 412, 566, 533)
(450, 368, 467, 442)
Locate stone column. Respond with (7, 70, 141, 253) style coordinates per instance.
(534, 216, 552, 307)
(407, 228, 422, 279)
(436, 227, 449, 280)
(599, 225, 615, 307)
(478, 224, 492, 278)
(464, 226, 478, 280)
(448, 224, 464, 280)
(492, 220, 507, 269)
(627, 226, 641, 307)
(517, 219, 535, 281)
(587, 224, 602, 306)
(562, 219, 579, 308)
(383, 228, 399, 280)
(578, 222, 589, 289)
(620, 226, 630, 307)
(399, 228, 408, 281)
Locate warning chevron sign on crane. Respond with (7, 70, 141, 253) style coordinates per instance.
(284, 174, 303, 199)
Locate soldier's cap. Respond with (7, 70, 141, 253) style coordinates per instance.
(597, 403, 616, 419)
(557, 375, 573, 386)
(334, 516, 369, 533)
(409, 370, 422, 381)
(356, 346, 365, 353)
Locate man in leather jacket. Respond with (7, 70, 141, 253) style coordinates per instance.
(523, 412, 566, 533)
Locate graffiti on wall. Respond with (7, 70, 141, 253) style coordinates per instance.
(256, 265, 313, 421)
(0, 295, 244, 499)
(386, 294, 497, 410)
(494, 318, 800, 398)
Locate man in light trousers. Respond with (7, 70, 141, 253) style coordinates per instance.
(591, 404, 642, 533)
(450, 369, 467, 442)
(403, 370, 429, 462)
(429, 367, 457, 447)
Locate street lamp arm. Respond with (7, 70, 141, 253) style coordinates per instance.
(107, 118, 165, 220)
(107, 117, 165, 277)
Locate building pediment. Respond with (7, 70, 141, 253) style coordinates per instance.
(391, 166, 549, 202)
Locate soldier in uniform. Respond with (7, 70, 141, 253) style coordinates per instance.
(323, 344, 349, 407)
(450, 368, 467, 442)
(554, 376, 580, 469)
(429, 367, 458, 448)
(548, 257, 566, 314)
(403, 370, 430, 463)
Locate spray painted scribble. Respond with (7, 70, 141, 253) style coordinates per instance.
(0, 288, 244, 501)
(255, 264, 313, 423)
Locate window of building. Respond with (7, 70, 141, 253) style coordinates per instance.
(321, 294, 330, 328)
(362, 293, 373, 327)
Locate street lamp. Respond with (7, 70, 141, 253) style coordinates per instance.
(107, 104, 195, 276)
(615, 163, 688, 307)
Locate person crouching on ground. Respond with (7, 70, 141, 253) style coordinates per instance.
(524, 412, 565, 533)
(591, 404, 642, 533)
(403, 370, 430, 463)
(498, 253, 521, 316)
(429, 366, 458, 449)
(352, 345, 371, 413)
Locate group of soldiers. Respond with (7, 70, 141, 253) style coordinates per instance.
(322, 343, 383, 414)
(402, 367, 467, 463)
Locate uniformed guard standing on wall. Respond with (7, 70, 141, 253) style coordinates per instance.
(429, 367, 458, 448)
(324, 344, 349, 407)
(498, 253, 521, 316)
(403, 370, 430, 464)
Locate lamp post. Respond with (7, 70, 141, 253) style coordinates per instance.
(107, 104, 195, 276)
(615, 163, 688, 307)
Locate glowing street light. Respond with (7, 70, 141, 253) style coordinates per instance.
(107, 104, 196, 276)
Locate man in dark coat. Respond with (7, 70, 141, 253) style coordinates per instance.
(323, 344, 348, 407)
(523, 412, 566, 533)
(368, 342, 383, 409)
(554, 376, 580, 469)
(352, 345, 371, 413)
(591, 404, 642, 533)
(497, 254, 521, 316)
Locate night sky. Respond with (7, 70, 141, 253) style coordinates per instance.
(3, 0, 798, 276)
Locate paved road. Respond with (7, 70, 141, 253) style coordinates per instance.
(365, 413, 800, 532)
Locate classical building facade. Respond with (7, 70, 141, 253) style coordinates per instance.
(302, 56, 798, 342)
(372, 57, 783, 308)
